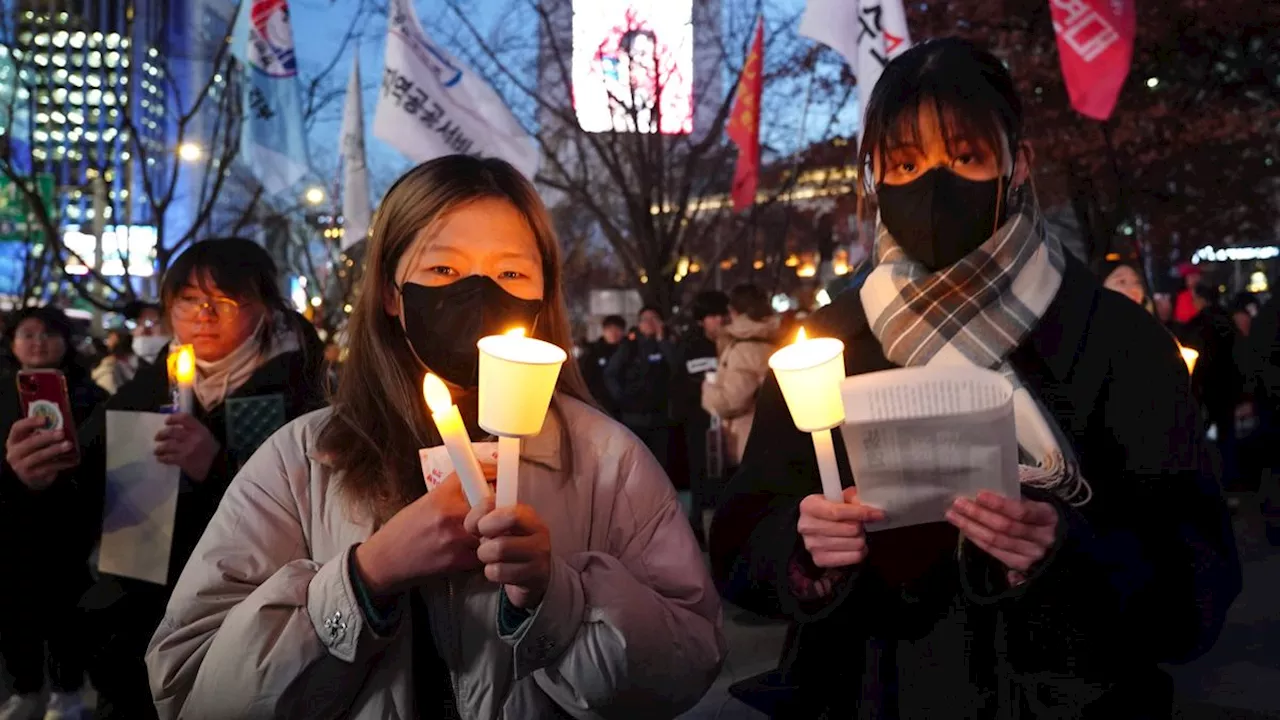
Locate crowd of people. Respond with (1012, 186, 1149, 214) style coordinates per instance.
(0, 36, 1259, 720)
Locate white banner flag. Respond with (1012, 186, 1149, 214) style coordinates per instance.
(339, 51, 372, 251)
(373, 0, 539, 179)
(799, 0, 911, 129)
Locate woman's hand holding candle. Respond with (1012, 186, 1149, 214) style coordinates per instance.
(464, 496, 552, 609)
(154, 413, 220, 482)
(353, 475, 483, 597)
(796, 487, 886, 569)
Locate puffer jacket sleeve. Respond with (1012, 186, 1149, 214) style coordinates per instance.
(146, 420, 399, 720)
(500, 432, 726, 719)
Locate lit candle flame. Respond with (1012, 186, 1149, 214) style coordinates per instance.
(423, 373, 453, 414)
(506, 327, 526, 338)
(1179, 345, 1199, 375)
(174, 345, 196, 384)
(795, 327, 807, 344)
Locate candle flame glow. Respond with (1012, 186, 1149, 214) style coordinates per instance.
(506, 327, 526, 338)
(795, 327, 807, 343)
(174, 345, 196, 384)
(422, 373, 453, 414)
(1179, 345, 1199, 375)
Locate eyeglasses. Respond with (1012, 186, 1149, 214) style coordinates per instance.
(172, 296, 240, 320)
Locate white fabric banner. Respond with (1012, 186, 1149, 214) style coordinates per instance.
(339, 51, 373, 251)
(799, 0, 912, 129)
(373, 0, 539, 179)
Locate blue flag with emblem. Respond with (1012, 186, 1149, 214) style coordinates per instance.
(230, 0, 311, 195)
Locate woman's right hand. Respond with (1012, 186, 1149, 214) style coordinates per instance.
(797, 487, 885, 568)
(5, 417, 77, 491)
(353, 474, 484, 596)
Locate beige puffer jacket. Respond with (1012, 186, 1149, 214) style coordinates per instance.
(701, 315, 779, 465)
(145, 396, 725, 719)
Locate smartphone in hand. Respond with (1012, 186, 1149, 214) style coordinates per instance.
(17, 369, 80, 464)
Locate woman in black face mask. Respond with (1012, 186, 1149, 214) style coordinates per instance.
(711, 38, 1241, 719)
(144, 155, 724, 719)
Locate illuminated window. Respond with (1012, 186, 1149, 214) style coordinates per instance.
(87, 74, 100, 87)
(104, 92, 116, 106)
(34, 34, 49, 47)
(71, 32, 85, 49)
(69, 91, 83, 104)
(68, 111, 84, 124)
(51, 130, 63, 141)
(69, 73, 83, 87)
(106, 51, 119, 66)
(34, 55, 48, 66)
(33, 129, 48, 142)
(88, 52, 101, 68)
(106, 34, 119, 50)
(32, 148, 46, 160)
(53, 68, 68, 83)
(52, 88, 66, 102)
(50, 111, 65, 123)
(121, 151, 130, 160)
(35, 112, 49, 123)
(53, 31, 68, 47)
(87, 89, 101, 104)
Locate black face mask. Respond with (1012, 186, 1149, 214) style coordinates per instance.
(877, 167, 1008, 272)
(399, 276, 543, 388)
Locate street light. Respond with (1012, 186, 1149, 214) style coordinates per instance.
(177, 142, 203, 162)
(304, 186, 326, 206)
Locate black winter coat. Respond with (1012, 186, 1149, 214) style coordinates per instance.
(0, 363, 108, 581)
(711, 254, 1242, 719)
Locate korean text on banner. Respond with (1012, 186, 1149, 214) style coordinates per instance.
(339, 50, 373, 251)
(231, 0, 312, 196)
(1048, 0, 1136, 120)
(799, 0, 911, 129)
(373, 0, 539, 179)
(726, 17, 763, 213)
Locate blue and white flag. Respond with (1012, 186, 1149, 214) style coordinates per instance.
(231, 0, 311, 195)
(373, 0, 538, 179)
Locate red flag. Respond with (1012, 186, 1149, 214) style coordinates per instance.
(727, 17, 764, 212)
(1049, 0, 1136, 120)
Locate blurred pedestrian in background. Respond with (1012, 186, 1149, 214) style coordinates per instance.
(701, 284, 778, 480)
(674, 290, 729, 545)
(606, 305, 676, 468)
(125, 301, 168, 366)
(0, 307, 108, 720)
(579, 314, 626, 418)
(1101, 260, 1150, 310)
(92, 328, 139, 395)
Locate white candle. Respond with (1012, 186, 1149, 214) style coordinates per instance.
(477, 328, 567, 507)
(173, 344, 196, 414)
(768, 328, 848, 503)
(423, 373, 491, 507)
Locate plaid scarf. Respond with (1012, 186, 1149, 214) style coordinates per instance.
(860, 192, 1091, 506)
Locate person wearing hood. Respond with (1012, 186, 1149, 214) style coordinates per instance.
(142, 156, 723, 719)
(710, 39, 1240, 718)
(701, 284, 778, 475)
(76, 238, 327, 720)
(0, 306, 109, 720)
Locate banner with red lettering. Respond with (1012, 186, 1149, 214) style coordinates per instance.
(1049, 0, 1136, 120)
(727, 17, 764, 212)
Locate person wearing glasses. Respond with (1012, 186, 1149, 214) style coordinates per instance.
(75, 238, 327, 720)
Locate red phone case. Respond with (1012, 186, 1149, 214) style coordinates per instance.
(17, 369, 80, 461)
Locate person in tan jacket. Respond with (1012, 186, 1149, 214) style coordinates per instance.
(144, 156, 724, 719)
(701, 284, 779, 470)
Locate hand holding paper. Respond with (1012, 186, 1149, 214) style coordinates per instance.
(946, 490, 1059, 574)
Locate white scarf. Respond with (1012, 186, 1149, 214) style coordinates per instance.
(176, 312, 301, 411)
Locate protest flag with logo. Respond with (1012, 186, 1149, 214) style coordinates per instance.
(373, 0, 538, 179)
(799, 0, 911, 132)
(727, 17, 763, 213)
(1048, 0, 1136, 121)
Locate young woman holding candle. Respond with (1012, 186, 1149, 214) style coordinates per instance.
(0, 307, 108, 720)
(710, 38, 1241, 718)
(75, 238, 326, 720)
(145, 155, 724, 719)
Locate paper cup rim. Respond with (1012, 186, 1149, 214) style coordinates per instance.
(477, 335, 568, 366)
(769, 337, 845, 372)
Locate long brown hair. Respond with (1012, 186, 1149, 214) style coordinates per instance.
(318, 155, 594, 524)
